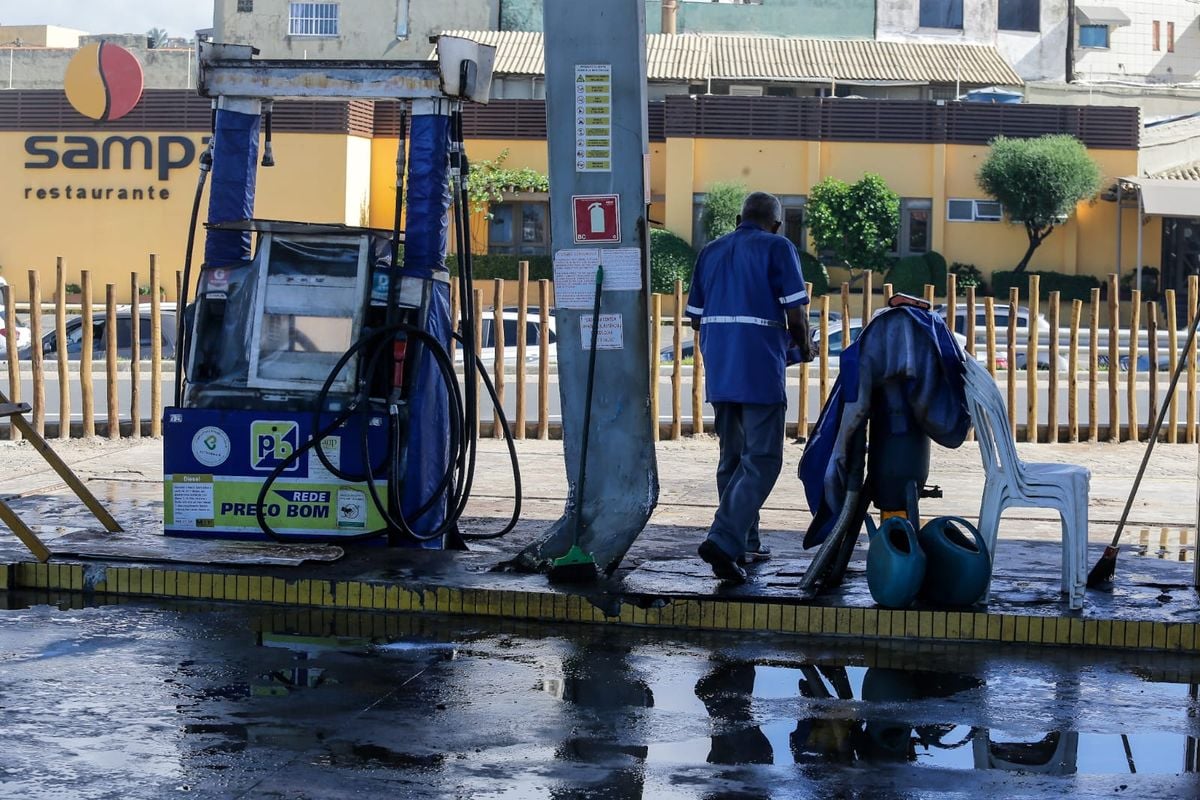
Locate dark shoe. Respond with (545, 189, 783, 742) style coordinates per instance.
(699, 540, 747, 584)
(737, 544, 772, 566)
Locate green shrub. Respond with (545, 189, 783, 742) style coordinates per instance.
(886, 255, 932, 297)
(649, 228, 697, 294)
(923, 251, 948, 294)
(949, 262, 986, 296)
(449, 254, 554, 281)
(1119, 266, 1160, 300)
(799, 251, 830, 297)
(701, 182, 746, 242)
(991, 269, 1100, 303)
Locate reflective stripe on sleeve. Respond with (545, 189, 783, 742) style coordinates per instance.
(700, 315, 785, 330)
(778, 291, 807, 305)
(685, 304, 703, 315)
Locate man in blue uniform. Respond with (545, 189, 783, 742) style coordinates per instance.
(687, 191, 812, 583)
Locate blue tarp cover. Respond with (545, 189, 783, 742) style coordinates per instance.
(799, 307, 970, 548)
(205, 108, 261, 267)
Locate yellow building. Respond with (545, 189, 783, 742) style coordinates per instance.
(0, 85, 1159, 302)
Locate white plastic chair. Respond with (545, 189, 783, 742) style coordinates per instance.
(961, 357, 1089, 609)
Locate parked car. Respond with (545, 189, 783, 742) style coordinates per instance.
(934, 304, 1051, 336)
(660, 309, 841, 363)
(20, 307, 177, 361)
(457, 307, 557, 367)
(0, 313, 32, 354)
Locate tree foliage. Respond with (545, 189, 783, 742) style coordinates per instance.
(806, 174, 900, 275)
(467, 148, 549, 215)
(977, 134, 1102, 273)
(701, 182, 746, 242)
(649, 228, 697, 294)
(146, 28, 169, 49)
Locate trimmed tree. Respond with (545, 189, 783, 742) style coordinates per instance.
(977, 134, 1102, 274)
(806, 174, 900, 279)
(701, 181, 746, 242)
(649, 228, 697, 294)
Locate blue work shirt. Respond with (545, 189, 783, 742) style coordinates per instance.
(686, 223, 809, 405)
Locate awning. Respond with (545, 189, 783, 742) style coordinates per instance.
(1121, 177, 1200, 218)
(1076, 6, 1132, 27)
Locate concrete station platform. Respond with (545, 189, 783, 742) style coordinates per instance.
(2, 435, 1200, 655)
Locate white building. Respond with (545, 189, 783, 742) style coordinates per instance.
(1072, 2, 1200, 85)
(876, 0, 1071, 83)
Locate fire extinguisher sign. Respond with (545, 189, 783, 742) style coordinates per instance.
(571, 194, 621, 244)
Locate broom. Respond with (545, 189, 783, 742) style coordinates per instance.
(1087, 300, 1200, 588)
(548, 264, 604, 583)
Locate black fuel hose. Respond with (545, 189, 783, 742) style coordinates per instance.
(173, 136, 214, 407)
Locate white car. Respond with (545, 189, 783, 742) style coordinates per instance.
(0, 313, 31, 355)
(813, 319, 987, 367)
(457, 308, 558, 368)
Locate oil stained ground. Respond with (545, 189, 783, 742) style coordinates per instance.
(1, 593, 1199, 799)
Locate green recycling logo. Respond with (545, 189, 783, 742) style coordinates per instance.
(192, 426, 231, 468)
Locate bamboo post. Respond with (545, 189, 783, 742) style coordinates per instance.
(105, 284, 119, 440)
(449, 276, 460, 336)
(797, 282, 813, 440)
(1127, 289, 1141, 442)
(1189, 275, 1198, 444)
(1069, 299, 1081, 442)
(515, 263, 528, 440)
(671, 280, 683, 440)
(129, 273, 141, 439)
(1047, 290, 1059, 444)
(1089, 287, 1100, 442)
(923, 283, 935, 306)
(27, 270, 44, 437)
(492, 279, 505, 439)
(946, 273, 957, 334)
(2, 285, 20, 441)
(150, 255, 162, 437)
(965, 286, 977, 359)
(819, 295, 830, 406)
(840, 282, 851, 346)
(79, 271, 95, 437)
(861, 271, 873, 324)
(537, 279, 550, 441)
(472, 288, 483, 440)
(1008, 287, 1018, 438)
(692, 326, 704, 436)
(1026, 275, 1040, 443)
(984, 296, 997, 378)
(650, 293, 662, 442)
(1148, 300, 1159, 441)
(1108, 274, 1120, 442)
(1167, 288, 1179, 443)
(175, 270, 182, 303)
(883, 283, 894, 304)
(55, 258, 70, 439)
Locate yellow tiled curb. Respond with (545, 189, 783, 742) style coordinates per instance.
(3, 560, 1197, 654)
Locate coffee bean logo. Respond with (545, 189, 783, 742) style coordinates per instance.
(64, 42, 144, 122)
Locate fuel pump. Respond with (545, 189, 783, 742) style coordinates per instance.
(163, 40, 517, 548)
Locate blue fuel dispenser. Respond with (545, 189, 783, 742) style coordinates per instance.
(163, 41, 516, 548)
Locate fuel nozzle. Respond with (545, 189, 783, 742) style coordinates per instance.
(261, 101, 275, 167)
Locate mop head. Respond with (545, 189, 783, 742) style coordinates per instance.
(1086, 545, 1119, 588)
(548, 544, 599, 583)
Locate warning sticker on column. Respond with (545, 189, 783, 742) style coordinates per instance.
(580, 313, 624, 350)
(172, 474, 214, 527)
(553, 248, 643, 309)
(574, 64, 612, 172)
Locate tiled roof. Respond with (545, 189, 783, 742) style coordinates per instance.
(435, 31, 1024, 87)
(1151, 161, 1200, 181)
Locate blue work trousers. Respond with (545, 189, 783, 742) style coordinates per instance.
(706, 402, 786, 559)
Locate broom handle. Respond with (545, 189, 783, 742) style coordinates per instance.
(1108, 304, 1200, 548)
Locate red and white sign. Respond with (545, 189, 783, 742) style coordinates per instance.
(572, 194, 620, 244)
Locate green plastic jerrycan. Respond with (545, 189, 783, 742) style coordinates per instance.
(866, 516, 927, 609)
(917, 516, 991, 608)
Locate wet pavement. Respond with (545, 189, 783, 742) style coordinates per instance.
(1, 595, 1199, 799)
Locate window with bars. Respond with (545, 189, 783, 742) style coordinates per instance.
(288, 2, 339, 36)
(237, 0, 253, 11)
